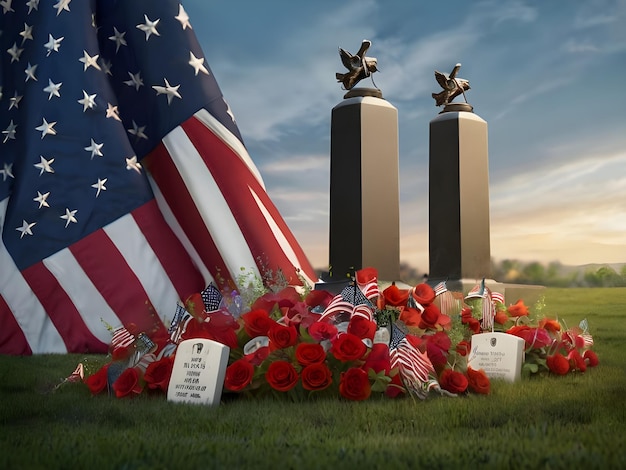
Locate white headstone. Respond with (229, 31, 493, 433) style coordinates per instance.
(467, 332, 524, 382)
(167, 339, 230, 405)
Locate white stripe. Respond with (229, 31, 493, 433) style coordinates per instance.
(43, 248, 122, 344)
(0, 198, 66, 353)
(162, 126, 260, 284)
(103, 213, 181, 323)
(193, 108, 265, 188)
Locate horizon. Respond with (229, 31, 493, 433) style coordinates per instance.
(185, 1, 625, 272)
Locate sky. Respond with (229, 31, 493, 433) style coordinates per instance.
(184, 0, 626, 272)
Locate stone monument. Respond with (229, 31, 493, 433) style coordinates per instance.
(328, 40, 400, 282)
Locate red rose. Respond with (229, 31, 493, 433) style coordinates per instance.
(419, 303, 441, 329)
(347, 316, 377, 341)
(466, 367, 490, 394)
(584, 350, 599, 367)
(507, 299, 529, 317)
(399, 308, 421, 327)
(339, 367, 371, 401)
(424, 331, 451, 368)
(539, 318, 561, 333)
(85, 364, 110, 395)
(265, 361, 299, 392)
(439, 369, 468, 394)
(385, 373, 405, 398)
(412, 283, 435, 306)
(507, 325, 551, 349)
(268, 323, 298, 350)
(295, 342, 326, 366)
(356, 267, 377, 285)
(225, 358, 255, 391)
(305, 289, 334, 310)
(546, 353, 570, 375)
(112, 367, 143, 398)
(308, 321, 338, 342)
(382, 284, 409, 307)
(494, 310, 509, 325)
(144, 356, 174, 391)
(568, 349, 586, 372)
(364, 343, 391, 374)
(331, 333, 367, 362)
(456, 340, 471, 357)
(241, 309, 274, 337)
(301, 363, 333, 391)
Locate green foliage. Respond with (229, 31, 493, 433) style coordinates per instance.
(1, 288, 626, 469)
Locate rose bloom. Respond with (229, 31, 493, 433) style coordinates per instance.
(295, 342, 326, 367)
(568, 349, 587, 372)
(546, 353, 570, 375)
(420, 304, 441, 329)
(456, 340, 471, 357)
(466, 367, 490, 394)
(331, 333, 367, 361)
(144, 356, 174, 391)
(507, 299, 529, 317)
(241, 309, 274, 337)
(494, 310, 509, 325)
(538, 318, 561, 333)
(382, 284, 409, 307)
(399, 307, 421, 327)
(301, 363, 333, 391)
(85, 364, 110, 395)
(439, 368, 468, 394)
(112, 367, 143, 398)
(364, 343, 391, 374)
(412, 283, 435, 306)
(463, 316, 481, 334)
(268, 323, 298, 350)
(347, 316, 377, 341)
(584, 350, 599, 367)
(225, 358, 255, 391)
(385, 374, 405, 398)
(265, 361, 299, 392)
(308, 321, 338, 342)
(339, 367, 371, 401)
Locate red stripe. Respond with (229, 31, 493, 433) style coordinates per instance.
(0, 295, 32, 355)
(22, 263, 108, 353)
(143, 143, 233, 287)
(181, 117, 316, 283)
(70, 229, 166, 337)
(132, 200, 205, 301)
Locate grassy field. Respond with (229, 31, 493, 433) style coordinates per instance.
(1, 288, 625, 469)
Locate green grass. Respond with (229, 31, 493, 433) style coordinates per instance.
(1, 288, 625, 469)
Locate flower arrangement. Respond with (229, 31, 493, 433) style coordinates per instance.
(81, 267, 599, 401)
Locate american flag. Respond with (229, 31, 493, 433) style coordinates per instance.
(0, 1, 316, 354)
(465, 279, 495, 331)
(319, 283, 375, 322)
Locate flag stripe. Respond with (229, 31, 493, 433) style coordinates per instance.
(0, 294, 32, 355)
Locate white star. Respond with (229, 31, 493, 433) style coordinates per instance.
(91, 178, 107, 197)
(175, 4, 192, 30)
(127, 120, 148, 140)
(9, 92, 22, 110)
(84, 138, 103, 159)
(24, 62, 38, 82)
(2, 120, 17, 143)
(53, 0, 71, 16)
(105, 102, 121, 121)
(60, 208, 78, 228)
(20, 23, 34, 44)
(26, 0, 39, 14)
(34, 191, 50, 208)
(0, 0, 14, 14)
(35, 118, 56, 139)
(1, 162, 14, 181)
(136, 15, 160, 41)
(79, 50, 101, 71)
(188, 51, 209, 76)
(152, 78, 181, 105)
(125, 156, 142, 174)
(78, 90, 97, 111)
(7, 43, 24, 63)
(34, 155, 55, 175)
(43, 79, 62, 100)
(100, 59, 112, 76)
(123, 71, 144, 91)
(108, 27, 126, 53)
(16, 220, 36, 239)
(44, 34, 63, 56)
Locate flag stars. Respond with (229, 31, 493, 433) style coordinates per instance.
(85, 139, 104, 159)
(105, 102, 121, 121)
(189, 51, 209, 76)
(2, 120, 17, 143)
(175, 4, 192, 30)
(35, 118, 56, 139)
(91, 178, 107, 197)
(108, 27, 127, 53)
(16, 220, 36, 239)
(125, 156, 142, 174)
(152, 78, 181, 105)
(26, 0, 39, 14)
(128, 120, 148, 140)
(60, 208, 78, 228)
(79, 50, 101, 71)
(34, 155, 55, 175)
(24, 62, 38, 82)
(44, 34, 63, 56)
(9, 92, 22, 110)
(137, 15, 160, 41)
(7, 43, 24, 63)
(124, 72, 144, 91)
(34, 191, 50, 208)
(78, 90, 97, 111)
(54, 0, 71, 16)
(100, 59, 112, 76)
(43, 79, 62, 100)
(0, 0, 14, 14)
(1, 162, 14, 181)
(20, 23, 34, 44)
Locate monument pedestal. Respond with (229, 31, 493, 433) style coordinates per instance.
(328, 88, 400, 281)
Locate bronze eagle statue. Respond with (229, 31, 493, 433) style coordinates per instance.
(336, 39, 378, 90)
